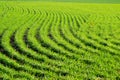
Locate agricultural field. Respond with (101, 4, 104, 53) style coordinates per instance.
(0, 1, 120, 80)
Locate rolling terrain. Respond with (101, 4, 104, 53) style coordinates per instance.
(0, 1, 120, 80)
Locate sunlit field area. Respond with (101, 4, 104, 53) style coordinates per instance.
(0, 1, 120, 80)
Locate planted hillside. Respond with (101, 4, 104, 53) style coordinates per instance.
(0, 1, 120, 80)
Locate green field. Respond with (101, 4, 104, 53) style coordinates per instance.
(0, 1, 120, 80)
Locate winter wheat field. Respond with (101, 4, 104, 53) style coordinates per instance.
(0, 0, 120, 80)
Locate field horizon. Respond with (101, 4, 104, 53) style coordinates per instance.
(1, 0, 120, 3)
